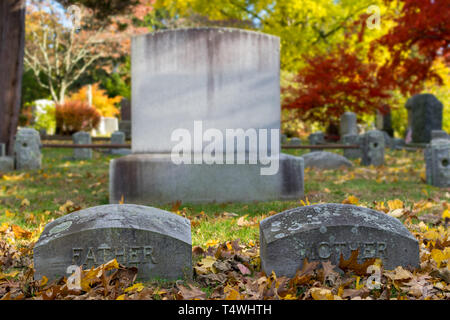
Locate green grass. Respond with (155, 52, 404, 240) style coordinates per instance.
(0, 147, 447, 247)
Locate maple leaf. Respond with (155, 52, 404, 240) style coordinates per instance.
(339, 249, 376, 276)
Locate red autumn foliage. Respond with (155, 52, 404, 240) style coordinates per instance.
(55, 101, 101, 135)
(371, 0, 450, 95)
(283, 45, 391, 126)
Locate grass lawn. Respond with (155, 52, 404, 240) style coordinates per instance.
(0, 146, 446, 247)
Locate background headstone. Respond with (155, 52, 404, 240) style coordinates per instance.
(405, 94, 443, 143)
(431, 130, 449, 141)
(340, 112, 358, 138)
(94, 117, 119, 137)
(0, 143, 5, 157)
(0, 157, 14, 173)
(425, 139, 450, 187)
(289, 138, 302, 146)
(260, 204, 420, 277)
(34, 204, 192, 281)
(360, 130, 385, 166)
(342, 134, 361, 159)
(280, 134, 288, 145)
(391, 138, 405, 150)
(302, 151, 353, 170)
(110, 131, 131, 155)
(119, 98, 132, 140)
(73, 131, 92, 160)
(308, 131, 325, 152)
(14, 128, 42, 170)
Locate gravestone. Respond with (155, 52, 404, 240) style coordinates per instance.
(95, 117, 119, 136)
(119, 98, 132, 140)
(302, 151, 353, 170)
(110, 131, 131, 155)
(34, 204, 192, 281)
(392, 138, 405, 150)
(289, 138, 302, 146)
(260, 204, 420, 277)
(360, 130, 385, 166)
(342, 134, 361, 160)
(110, 28, 304, 204)
(14, 128, 42, 170)
(0, 157, 14, 173)
(340, 112, 358, 138)
(431, 130, 449, 141)
(425, 139, 450, 187)
(73, 131, 92, 160)
(405, 94, 443, 143)
(308, 132, 325, 152)
(280, 134, 288, 145)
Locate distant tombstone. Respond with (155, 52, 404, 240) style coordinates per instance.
(342, 134, 361, 160)
(302, 151, 353, 170)
(289, 138, 302, 146)
(391, 138, 405, 150)
(308, 132, 325, 152)
(0, 143, 5, 157)
(340, 112, 358, 137)
(425, 139, 450, 188)
(96, 117, 119, 136)
(360, 130, 385, 166)
(0, 157, 14, 173)
(405, 94, 443, 143)
(260, 204, 420, 277)
(14, 128, 42, 170)
(120, 98, 131, 121)
(34, 204, 192, 281)
(280, 134, 288, 145)
(431, 130, 449, 141)
(110, 131, 131, 155)
(73, 131, 92, 160)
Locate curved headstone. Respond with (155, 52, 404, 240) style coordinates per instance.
(302, 151, 353, 169)
(360, 130, 385, 166)
(260, 204, 419, 277)
(34, 205, 192, 281)
(340, 112, 358, 137)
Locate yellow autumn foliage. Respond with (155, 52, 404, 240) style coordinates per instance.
(68, 83, 121, 118)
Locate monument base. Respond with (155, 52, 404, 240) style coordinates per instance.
(110, 153, 304, 204)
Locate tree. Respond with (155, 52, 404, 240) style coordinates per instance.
(0, 0, 142, 156)
(0, 0, 26, 155)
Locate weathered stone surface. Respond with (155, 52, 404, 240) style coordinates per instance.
(0, 156, 14, 172)
(308, 132, 324, 152)
(425, 139, 450, 187)
(132, 28, 280, 154)
(0, 143, 5, 157)
(110, 131, 131, 155)
(73, 131, 92, 160)
(110, 153, 304, 204)
(34, 204, 192, 281)
(360, 130, 385, 166)
(342, 134, 361, 160)
(260, 204, 420, 277)
(302, 151, 353, 170)
(340, 112, 358, 137)
(289, 138, 302, 146)
(118, 120, 131, 140)
(405, 94, 443, 143)
(120, 98, 131, 121)
(14, 128, 42, 170)
(431, 130, 449, 141)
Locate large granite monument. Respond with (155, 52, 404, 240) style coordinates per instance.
(110, 28, 304, 204)
(405, 94, 443, 143)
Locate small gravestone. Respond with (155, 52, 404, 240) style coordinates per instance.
(340, 112, 358, 137)
(260, 204, 420, 277)
(0, 156, 14, 173)
(431, 130, 449, 141)
(0, 143, 5, 157)
(34, 204, 192, 281)
(405, 94, 443, 143)
(425, 139, 450, 187)
(289, 138, 302, 146)
(110, 131, 131, 155)
(302, 151, 353, 170)
(308, 132, 325, 152)
(119, 98, 131, 140)
(360, 130, 385, 166)
(14, 128, 42, 170)
(342, 134, 361, 160)
(280, 134, 288, 145)
(73, 131, 92, 160)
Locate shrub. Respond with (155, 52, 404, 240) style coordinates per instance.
(34, 100, 56, 135)
(55, 101, 101, 135)
(68, 83, 121, 118)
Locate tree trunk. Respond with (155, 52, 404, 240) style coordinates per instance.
(0, 0, 26, 155)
